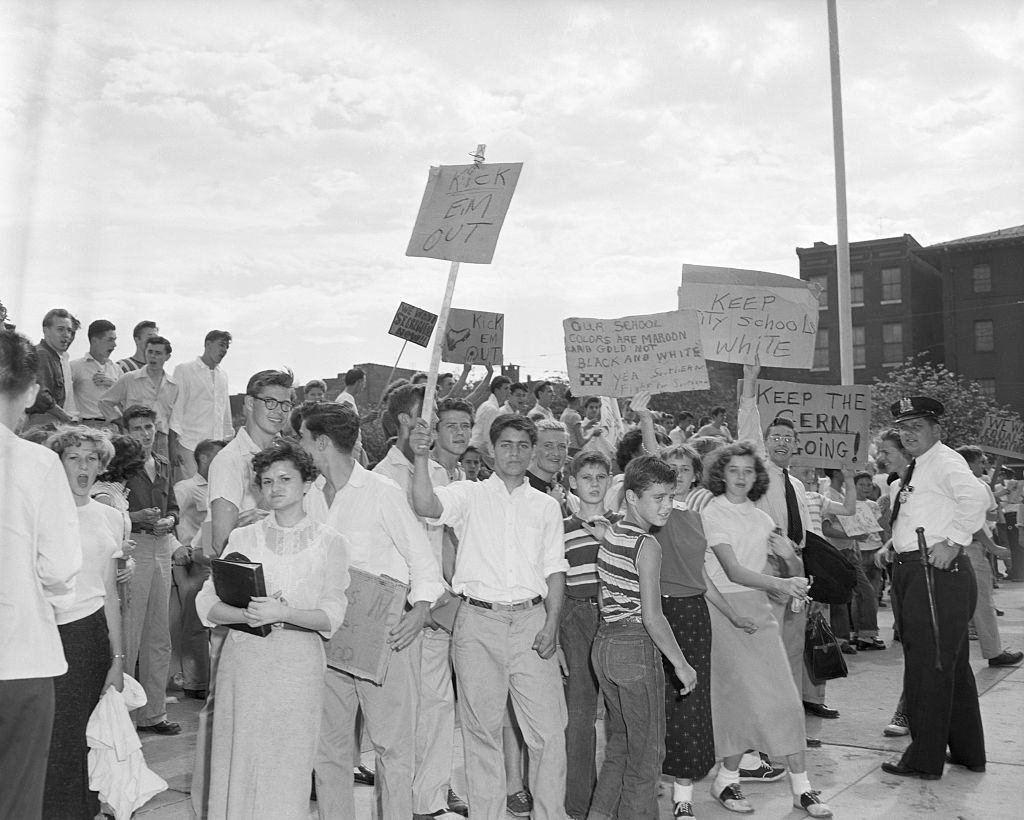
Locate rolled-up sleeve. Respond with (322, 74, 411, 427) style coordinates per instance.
(383, 484, 444, 604)
(317, 528, 351, 638)
(427, 483, 470, 530)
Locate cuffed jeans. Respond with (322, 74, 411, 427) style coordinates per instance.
(589, 622, 664, 820)
(560, 596, 600, 818)
(453, 602, 567, 820)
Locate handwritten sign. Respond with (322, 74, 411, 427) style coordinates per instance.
(978, 413, 1024, 459)
(406, 162, 523, 264)
(751, 379, 871, 468)
(325, 568, 409, 685)
(388, 302, 438, 348)
(563, 310, 709, 398)
(441, 308, 504, 365)
(679, 264, 821, 368)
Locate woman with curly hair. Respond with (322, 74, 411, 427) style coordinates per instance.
(701, 442, 831, 818)
(194, 440, 350, 819)
(91, 433, 146, 522)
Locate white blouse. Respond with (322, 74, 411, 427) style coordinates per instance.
(195, 514, 350, 639)
(701, 495, 775, 595)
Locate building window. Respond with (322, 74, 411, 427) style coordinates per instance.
(977, 378, 996, 398)
(813, 328, 829, 369)
(972, 264, 992, 293)
(808, 275, 828, 310)
(853, 325, 866, 367)
(881, 267, 902, 302)
(850, 272, 864, 306)
(974, 319, 994, 352)
(882, 322, 903, 364)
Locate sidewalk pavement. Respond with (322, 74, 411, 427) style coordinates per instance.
(136, 581, 1024, 819)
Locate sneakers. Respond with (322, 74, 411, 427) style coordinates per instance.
(506, 789, 533, 817)
(446, 788, 468, 817)
(353, 764, 375, 786)
(712, 783, 753, 813)
(988, 649, 1024, 666)
(673, 800, 695, 818)
(739, 753, 786, 782)
(794, 790, 833, 818)
(883, 711, 909, 737)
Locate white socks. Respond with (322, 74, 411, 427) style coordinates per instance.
(714, 765, 740, 793)
(789, 770, 812, 796)
(673, 782, 694, 803)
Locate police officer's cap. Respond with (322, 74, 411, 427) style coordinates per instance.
(890, 396, 944, 423)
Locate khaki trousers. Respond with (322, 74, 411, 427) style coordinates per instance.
(124, 532, 173, 725)
(413, 628, 457, 814)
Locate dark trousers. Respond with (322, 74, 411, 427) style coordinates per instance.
(0, 677, 55, 820)
(893, 552, 985, 775)
(559, 596, 600, 818)
(1002, 513, 1024, 581)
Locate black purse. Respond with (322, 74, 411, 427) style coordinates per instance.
(804, 609, 848, 684)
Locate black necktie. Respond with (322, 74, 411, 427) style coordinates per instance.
(889, 459, 916, 525)
(781, 468, 804, 545)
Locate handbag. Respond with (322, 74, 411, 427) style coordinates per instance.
(804, 609, 848, 684)
(802, 531, 857, 605)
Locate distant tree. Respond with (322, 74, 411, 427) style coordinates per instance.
(870, 354, 1021, 449)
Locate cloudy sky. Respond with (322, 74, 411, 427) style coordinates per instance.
(3, 0, 1021, 391)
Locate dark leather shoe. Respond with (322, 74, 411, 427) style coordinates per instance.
(803, 701, 840, 719)
(988, 649, 1023, 667)
(136, 720, 181, 735)
(881, 760, 941, 780)
(855, 637, 886, 651)
(839, 641, 858, 655)
(806, 737, 822, 748)
(353, 764, 375, 786)
(183, 688, 207, 700)
(945, 753, 985, 772)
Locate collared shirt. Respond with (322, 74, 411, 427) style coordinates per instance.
(373, 445, 451, 571)
(469, 393, 502, 458)
(99, 368, 179, 433)
(175, 473, 210, 549)
(429, 473, 569, 603)
(26, 339, 66, 419)
(205, 427, 262, 516)
(306, 462, 443, 605)
(0, 424, 82, 679)
(169, 357, 233, 450)
(738, 395, 810, 546)
(527, 405, 554, 422)
(125, 453, 179, 531)
(59, 349, 78, 417)
(890, 441, 989, 552)
(71, 353, 122, 419)
(335, 390, 357, 413)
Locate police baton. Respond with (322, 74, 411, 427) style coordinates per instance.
(916, 527, 943, 671)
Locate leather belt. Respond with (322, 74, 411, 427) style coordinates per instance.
(893, 549, 963, 570)
(463, 595, 542, 612)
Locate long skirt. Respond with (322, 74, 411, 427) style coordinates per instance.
(207, 627, 326, 820)
(43, 606, 110, 820)
(662, 595, 715, 780)
(709, 590, 804, 760)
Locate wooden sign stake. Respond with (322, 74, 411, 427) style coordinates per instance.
(419, 143, 486, 424)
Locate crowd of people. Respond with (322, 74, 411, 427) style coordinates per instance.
(2, 306, 1021, 820)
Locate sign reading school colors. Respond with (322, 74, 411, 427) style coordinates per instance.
(751, 379, 871, 468)
(406, 162, 524, 264)
(978, 413, 1024, 459)
(388, 302, 438, 348)
(679, 264, 822, 368)
(563, 310, 709, 398)
(441, 308, 504, 365)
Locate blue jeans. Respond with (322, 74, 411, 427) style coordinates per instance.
(589, 622, 664, 820)
(560, 597, 600, 817)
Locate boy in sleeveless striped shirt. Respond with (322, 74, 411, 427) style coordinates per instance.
(587, 456, 697, 820)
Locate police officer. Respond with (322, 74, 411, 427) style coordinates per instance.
(881, 397, 990, 780)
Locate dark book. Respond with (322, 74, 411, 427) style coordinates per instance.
(211, 552, 271, 637)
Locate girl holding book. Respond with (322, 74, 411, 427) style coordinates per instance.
(195, 441, 349, 820)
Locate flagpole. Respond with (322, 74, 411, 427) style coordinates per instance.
(828, 0, 853, 386)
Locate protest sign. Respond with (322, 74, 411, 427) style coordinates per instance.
(406, 162, 523, 264)
(750, 379, 871, 468)
(325, 568, 409, 685)
(679, 264, 822, 368)
(388, 302, 438, 348)
(978, 413, 1024, 459)
(563, 310, 709, 398)
(441, 307, 504, 365)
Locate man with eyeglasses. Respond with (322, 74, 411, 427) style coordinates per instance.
(190, 368, 295, 818)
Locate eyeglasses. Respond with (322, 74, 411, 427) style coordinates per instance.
(767, 434, 796, 444)
(253, 396, 294, 412)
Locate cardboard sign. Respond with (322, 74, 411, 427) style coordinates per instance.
(388, 302, 438, 348)
(679, 264, 821, 368)
(752, 379, 871, 468)
(406, 162, 523, 264)
(563, 310, 709, 398)
(441, 308, 504, 365)
(978, 413, 1024, 459)
(325, 568, 409, 685)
